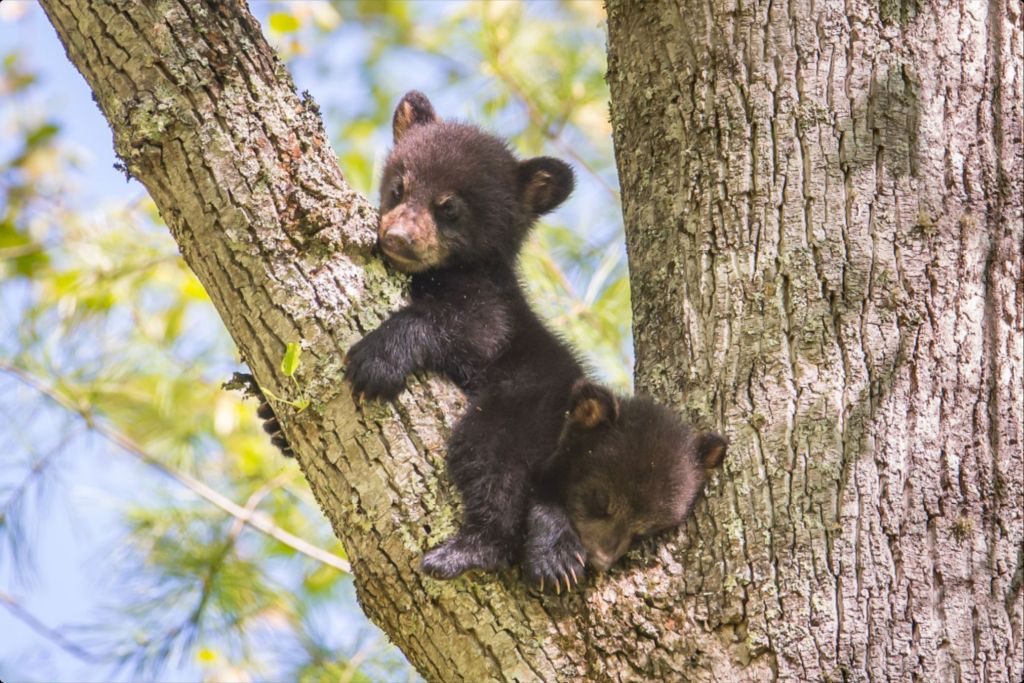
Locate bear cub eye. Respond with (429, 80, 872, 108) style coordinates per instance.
(584, 491, 611, 519)
(390, 177, 404, 203)
(435, 196, 460, 222)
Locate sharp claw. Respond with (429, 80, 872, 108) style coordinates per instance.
(575, 552, 585, 567)
(555, 578, 561, 595)
(570, 567, 578, 585)
(539, 576, 544, 593)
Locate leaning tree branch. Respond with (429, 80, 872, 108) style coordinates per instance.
(0, 590, 102, 663)
(38, 1, 586, 680)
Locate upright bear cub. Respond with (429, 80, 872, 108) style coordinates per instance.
(524, 380, 727, 591)
(345, 91, 585, 579)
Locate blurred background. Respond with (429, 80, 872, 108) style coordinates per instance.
(0, 2, 627, 680)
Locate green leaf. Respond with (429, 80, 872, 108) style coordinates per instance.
(25, 122, 59, 149)
(281, 342, 302, 377)
(268, 12, 300, 33)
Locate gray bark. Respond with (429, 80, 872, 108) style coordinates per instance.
(606, 0, 1024, 681)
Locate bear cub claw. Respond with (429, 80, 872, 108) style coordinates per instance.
(523, 504, 587, 594)
(523, 539, 586, 595)
(344, 332, 408, 401)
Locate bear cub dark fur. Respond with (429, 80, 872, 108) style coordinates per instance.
(345, 91, 584, 580)
(525, 380, 727, 592)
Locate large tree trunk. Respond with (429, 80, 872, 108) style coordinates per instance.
(606, 0, 1023, 681)
(41, 0, 1022, 680)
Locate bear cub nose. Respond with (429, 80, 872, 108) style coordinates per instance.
(381, 229, 415, 258)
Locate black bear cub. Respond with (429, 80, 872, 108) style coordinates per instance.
(524, 380, 727, 591)
(253, 91, 729, 591)
(345, 91, 584, 579)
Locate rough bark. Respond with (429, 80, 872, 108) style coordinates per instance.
(606, 0, 1023, 681)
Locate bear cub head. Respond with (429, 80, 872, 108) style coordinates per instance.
(545, 380, 728, 572)
(378, 91, 574, 273)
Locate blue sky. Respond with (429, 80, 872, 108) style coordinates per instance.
(0, 4, 157, 678)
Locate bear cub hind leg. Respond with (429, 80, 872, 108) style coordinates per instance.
(420, 404, 538, 579)
(420, 531, 515, 580)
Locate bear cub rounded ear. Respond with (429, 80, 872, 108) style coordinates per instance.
(519, 157, 574, 216)
(696, 432, 728, 470)
(568, 379, 619, 429)
(393, 90, 439, 143)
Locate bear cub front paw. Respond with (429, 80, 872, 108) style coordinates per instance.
(345, 332, 408, 401)
(523, 504, 586, 594)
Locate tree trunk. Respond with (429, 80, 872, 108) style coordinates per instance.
(606, 0, 1023, 681)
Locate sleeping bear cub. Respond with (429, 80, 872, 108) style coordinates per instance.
(524, 380, 727, 592)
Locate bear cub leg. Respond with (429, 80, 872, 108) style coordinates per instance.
(420, 530, 516, 580)
(420, 413, 535, 579)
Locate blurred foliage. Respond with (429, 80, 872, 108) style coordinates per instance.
(0, 1, 627, 681)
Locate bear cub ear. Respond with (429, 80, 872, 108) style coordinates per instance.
(696, 432, 728, 470)
(568, 379, 619, 429)
(393, 90, 439, 143)
(519, 157, 574, 216)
